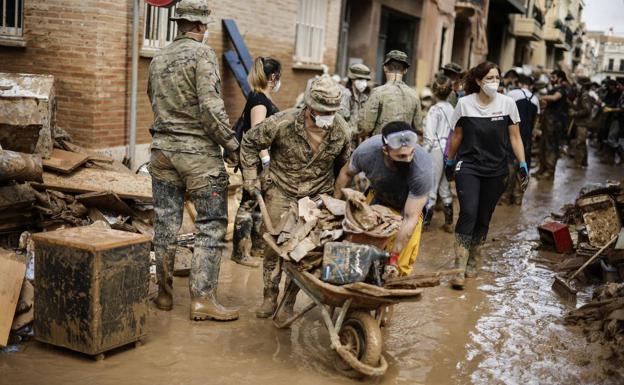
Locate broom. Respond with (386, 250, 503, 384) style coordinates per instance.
(552, 235, 618, 304)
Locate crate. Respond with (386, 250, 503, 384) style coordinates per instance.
(32, 227, 151, 358)
(538, 222, 573, 253)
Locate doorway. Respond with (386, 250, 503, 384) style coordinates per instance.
(376, 7, 418, 85)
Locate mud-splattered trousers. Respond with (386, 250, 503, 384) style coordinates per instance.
(232, 189, 264, 261)
(538, 113, 563, 175)
(149, 149, 229, 299)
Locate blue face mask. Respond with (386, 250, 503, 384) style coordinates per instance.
(456, 89, 465, 98)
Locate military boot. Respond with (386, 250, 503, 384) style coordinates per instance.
(232, 202, 261, 268)
(423, 207, 433, 230)
(442, 204, 454, 233)
(451, 234, 471, 290)
(154, 245, 175, 311)
(256, 288, 278, 318)
(273, 286, 297, 326)
(190, 246, 239, 322)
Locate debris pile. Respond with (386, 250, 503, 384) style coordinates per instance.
(263, 188, 401, 273)
(565, 283, 624, 355)
(545, 181, 624, 285)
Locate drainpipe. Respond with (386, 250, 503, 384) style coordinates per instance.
(129, 0, 140, 171)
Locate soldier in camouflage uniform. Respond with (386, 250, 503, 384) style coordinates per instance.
(440, 62, 464, 108)
(340, 63, 372, 136)
(240, 76, 351, 319)
(569, 76, 593, 168)
(147, 0, 240, 321)
(358, 51, 422, 138)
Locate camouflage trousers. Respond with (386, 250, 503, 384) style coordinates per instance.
(538, 114, 562, 175)
(149, 149, 229, 299)
(262, 186, 297, 301)
(232, 190, 264, 261)
(574, 125, 588, 166)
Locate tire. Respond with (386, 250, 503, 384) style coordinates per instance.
(334, 311, 383, 378)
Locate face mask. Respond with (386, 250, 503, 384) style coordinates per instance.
(354, 79, 368, 92)
(392, 159, 411, 174)
(313, 112, 335, 129)
(272, 79, 281, 93)
(202, 30, 210, 45)
(481, 82, 499, 98)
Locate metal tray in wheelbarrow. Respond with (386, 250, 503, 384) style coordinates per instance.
(284, 263, 420, 311)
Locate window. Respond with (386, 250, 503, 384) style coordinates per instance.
(294, 0, 328, 65)
(608, 58, 614, 71)
(0, 0, 24, 44)
(142, 2, 178, 55)
(620, 60, 624, 73)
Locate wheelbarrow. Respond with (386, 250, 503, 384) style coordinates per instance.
(273, 261, 423, 378)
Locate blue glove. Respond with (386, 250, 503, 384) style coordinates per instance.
(444, 159, 457, 182)
(517, 162, 529, 191)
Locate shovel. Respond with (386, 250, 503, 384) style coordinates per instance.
(552, 234, 618, 303)
(254, 191, 278, 235)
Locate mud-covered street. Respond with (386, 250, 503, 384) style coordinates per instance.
(0, 152, 621, 385)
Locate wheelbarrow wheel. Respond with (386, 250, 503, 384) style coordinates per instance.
(334, 311, 383, 378)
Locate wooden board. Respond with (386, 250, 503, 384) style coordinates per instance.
(76, 191, 137, 216)
(342, 282, 423, 298)
(42, 149, 89, 174)
(0, 184, 35, 211)
(37, 168, 152, 202)
(0, 249, 27, 346)
(32, 226, 151, 253)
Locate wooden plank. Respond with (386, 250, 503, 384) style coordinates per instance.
(342, 282, 423, 298)
(0, 184, 35, 211)
(222, 19, 254, 72)
(42, 149, 89, 174)
(36, 168, 152, 202)
(76, 191, 137, 217)
(0, 249, 27, 346)
(223, 50, 251, 98)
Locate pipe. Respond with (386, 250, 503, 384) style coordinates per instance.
(129, 0, 140, 171)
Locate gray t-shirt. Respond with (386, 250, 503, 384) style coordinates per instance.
(348, 135, 433, 211)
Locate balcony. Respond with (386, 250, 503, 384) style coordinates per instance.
(544, 26, 565, 44)
(510, 15, 543, 41)
(456, 0, 484, 18)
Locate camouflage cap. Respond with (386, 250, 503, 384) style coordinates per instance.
(304, 75, 343, 112)
(170, 0, 212, 24)
(383, 50, 410, 67)
(347, 63, 371, 80)
(442, 62, 463, 75)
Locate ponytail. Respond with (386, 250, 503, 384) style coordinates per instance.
(248, 56, 282, 93)
(463, 61, 500, 95)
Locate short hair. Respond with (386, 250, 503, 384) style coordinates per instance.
(381, 121, 414, 138)
(504, 69, 519, 79)
(176, 19, 203, 33)
(517, 74, 533, 86)
(551, 69, 567, 82)
(384, 60, 407, 73)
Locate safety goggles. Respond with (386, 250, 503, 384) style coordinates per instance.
(382, 130, 418, 149)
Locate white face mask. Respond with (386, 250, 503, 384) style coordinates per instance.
(354, 79, 368, 92)
(481, 82, 499, 98)
(201, 30, 210, 45)
(314, 113, 335, 128)
(272, 79, 281, 93)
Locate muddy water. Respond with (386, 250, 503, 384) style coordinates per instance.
(1, 153, 623, 385)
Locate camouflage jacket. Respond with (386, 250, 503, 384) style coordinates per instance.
(357, 80, 422, 137)
(569, 91, 593, 128)
(240, 108, 351, 199)
(147, 35, 238, 155)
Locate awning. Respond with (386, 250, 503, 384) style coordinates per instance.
(490, 0, 526, 14)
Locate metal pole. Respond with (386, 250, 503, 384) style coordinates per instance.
(129, 0, 140, 171)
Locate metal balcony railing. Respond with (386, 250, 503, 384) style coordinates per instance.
(0, 0, 23, 38)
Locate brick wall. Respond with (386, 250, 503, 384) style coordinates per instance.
(0, 0, 342, 150)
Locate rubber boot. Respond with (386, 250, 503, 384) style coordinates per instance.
(256, 288, 278, 318)
(189, 246, 239, 321)
(154, 245, 175, 311)
(423, 207, 433, 230)
(274, 284, 297, 325)
(451, 234, 471, 290)
(442, 204, 454, 233)
(232, 202, 260, 268)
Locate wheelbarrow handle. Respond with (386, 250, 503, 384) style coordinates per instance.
(255, 190, 278, 235)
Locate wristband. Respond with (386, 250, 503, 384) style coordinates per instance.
(445, 159, 456, 167)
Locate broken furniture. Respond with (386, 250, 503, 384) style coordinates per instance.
(32, 227, 151, 359)
(0, 249, 27, 347)
(0, 73, 55, 158)
(538, 222, 573, 253)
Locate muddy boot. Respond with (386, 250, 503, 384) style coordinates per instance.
(231, 202, 260, 268)
(190, 246, 239, 322)
(442, 204, 453, 233)
(451, 234, 471, 290)
(274, 286, 297, 326)
(256, 288, 278, 318)
(423, 208, 433, 230)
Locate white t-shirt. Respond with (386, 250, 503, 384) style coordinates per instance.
(508, 88, 541, 114)
(423, 100, 454, 152)
(451, 93, 521, 177)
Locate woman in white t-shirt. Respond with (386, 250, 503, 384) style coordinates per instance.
(444, 61, 529, 290)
